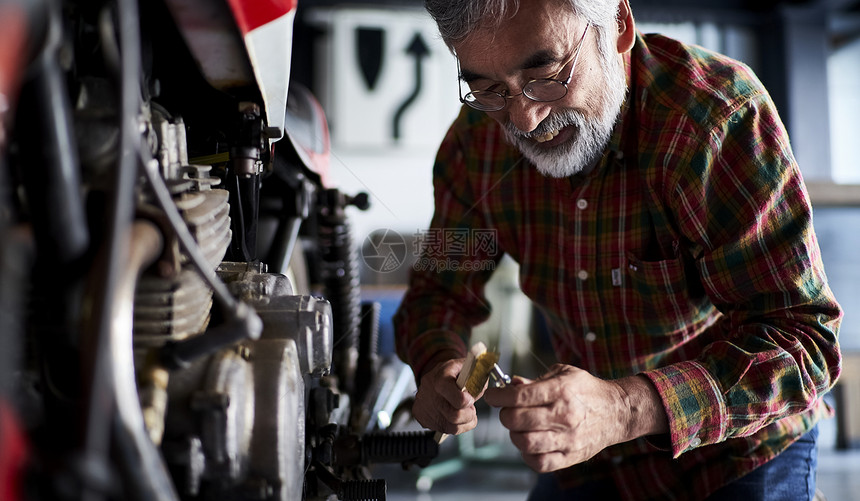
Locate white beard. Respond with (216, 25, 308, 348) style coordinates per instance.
(502, 51, 628, 178)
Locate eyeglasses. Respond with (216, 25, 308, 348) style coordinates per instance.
(457, 23, 591, 112)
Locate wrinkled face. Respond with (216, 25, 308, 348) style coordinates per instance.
(454, 0, 628, 177)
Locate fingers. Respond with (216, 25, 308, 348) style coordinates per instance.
(484, 374, 560, 408)
(511, 428, 572, 473)
(485, 364, 585, 408)
(431, 358, 473, 402)
(512, 430, 592, 473)
(497, 404, 572, 432)
(510, 429, 564, 454)
(521, 451, 569, 473)
(413, 392, 477, 434)
(412, 358, 478, 435)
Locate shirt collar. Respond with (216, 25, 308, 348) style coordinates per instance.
(607, 46, 636, 162)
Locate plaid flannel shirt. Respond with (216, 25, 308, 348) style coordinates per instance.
(393, 32, 842, 500)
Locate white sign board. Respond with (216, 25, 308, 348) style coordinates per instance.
(308, 7, 462, 151)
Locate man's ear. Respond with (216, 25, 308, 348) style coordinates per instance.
(616, 0, 635, 53)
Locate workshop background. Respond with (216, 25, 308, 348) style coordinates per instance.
(290, 0, 860, 499)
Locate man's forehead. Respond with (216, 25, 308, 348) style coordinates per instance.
(454, 18, 580, 82)
(457, 48, 563, 83)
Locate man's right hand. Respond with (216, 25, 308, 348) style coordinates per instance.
(412, 357, 479, 435)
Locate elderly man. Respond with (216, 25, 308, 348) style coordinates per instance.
(392, 0, 842, 499)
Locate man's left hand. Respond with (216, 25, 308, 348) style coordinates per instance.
(483, 364, 667, 472)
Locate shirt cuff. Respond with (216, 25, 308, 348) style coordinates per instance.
(642, 360, 727, 458)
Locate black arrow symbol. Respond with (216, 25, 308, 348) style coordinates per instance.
(392, 32, 430, 141)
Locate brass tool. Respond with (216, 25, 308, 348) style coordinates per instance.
(434, 342, 500, 444)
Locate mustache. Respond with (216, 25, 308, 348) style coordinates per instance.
(504, 109, 588, 140)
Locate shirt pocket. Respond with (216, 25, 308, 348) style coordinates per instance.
(624, 251, 697, 339)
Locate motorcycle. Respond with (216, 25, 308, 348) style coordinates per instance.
(0, 0, 435, 499)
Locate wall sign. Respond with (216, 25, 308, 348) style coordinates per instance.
(308, 7, 462, 150)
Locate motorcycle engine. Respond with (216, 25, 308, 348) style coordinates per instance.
(130, 108, 333, 500)
(0, 1, 437, 499)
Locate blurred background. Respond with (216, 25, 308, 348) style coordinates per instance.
(285, 0, 860, 499)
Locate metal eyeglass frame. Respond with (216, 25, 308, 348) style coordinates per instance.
(457, 23, 591, 112)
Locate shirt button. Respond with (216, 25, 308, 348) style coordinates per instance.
(576, 199, 588, 210)
(690, 437, 702, 448)
(585, 332, 597, 342)
(577, 270, 589, 281)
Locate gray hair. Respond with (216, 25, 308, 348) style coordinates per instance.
(425, 0, 621, 48)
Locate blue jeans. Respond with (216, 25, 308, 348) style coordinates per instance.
(528, 426, 819, 501)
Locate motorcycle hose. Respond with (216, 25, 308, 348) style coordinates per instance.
(79, 0, 147, 499)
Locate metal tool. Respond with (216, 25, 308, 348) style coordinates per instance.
(488, 363, 511, 388)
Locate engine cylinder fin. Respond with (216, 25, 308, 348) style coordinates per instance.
(133, 171, 231, 341)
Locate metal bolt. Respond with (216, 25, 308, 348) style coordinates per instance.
(235, 345, 251, 361)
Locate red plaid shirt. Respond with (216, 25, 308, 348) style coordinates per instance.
(393, 32, 842, 500)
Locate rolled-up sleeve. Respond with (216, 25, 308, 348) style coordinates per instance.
(643, 94, 842, 458)
(393, 117, 504, 380)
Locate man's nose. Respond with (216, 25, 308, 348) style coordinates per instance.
(506, 96, 551, 134)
